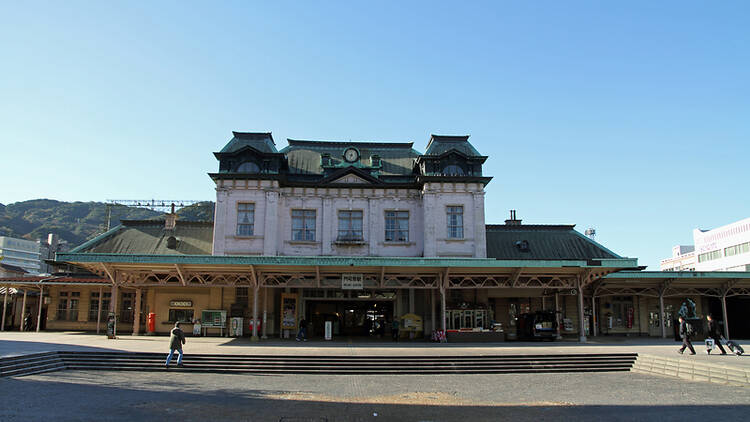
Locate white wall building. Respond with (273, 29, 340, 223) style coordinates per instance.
(661, 217, 750, 272)
(660, 245, 696, 271)
(694, 217, 750, 271)
(0, 236, 41, 274)
(210, 133, 491, 259)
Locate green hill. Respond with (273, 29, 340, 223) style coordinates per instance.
(0, 199, 215, 247)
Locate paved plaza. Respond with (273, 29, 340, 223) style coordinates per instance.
(1, 332, 748, 421)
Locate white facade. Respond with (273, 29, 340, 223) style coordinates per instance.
(694, 217, 750, 271)
(660, 245, 696, 271)
(212, 179, 487, 258)
(661, 217, 750, 272)
(0, 236, 41, 274)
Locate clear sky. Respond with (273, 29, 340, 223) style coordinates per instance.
(1, 1, 748, 269)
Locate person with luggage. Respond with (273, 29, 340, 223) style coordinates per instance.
(677, 316, 696, 355)
(705, 314, 727, 355)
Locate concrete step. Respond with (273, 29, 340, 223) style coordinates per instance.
(3, 351, 637, 377)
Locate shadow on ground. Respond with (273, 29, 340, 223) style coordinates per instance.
(1, 374, 748, 422)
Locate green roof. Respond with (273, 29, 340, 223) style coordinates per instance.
(56, 253, 638, 269)
(280, 140, 421, 176)
(69, 220, 213, 255)
(424, 135, 483, 157)
(218, 132, 278, 154)
(486, 224, 622, 260)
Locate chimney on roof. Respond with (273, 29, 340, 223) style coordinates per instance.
(165, 203, 177, 231)
(505, 210, 522, 226)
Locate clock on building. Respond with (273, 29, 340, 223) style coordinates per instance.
(343, 147, 359, 163)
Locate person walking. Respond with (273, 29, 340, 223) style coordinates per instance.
(677, 316, 696, 355)
(706, 314, 727, 355)
(296, 318, 307, 341)
(165, 321, 186, 367)
(391, 317, 399, 342)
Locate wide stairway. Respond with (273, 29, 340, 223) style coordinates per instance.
(1, 351, 637, 377)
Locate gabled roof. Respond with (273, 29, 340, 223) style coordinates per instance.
(217, 132, 278, 154)
(486, 224, 622, 260)
(70, 220, 214, 255)
(424, 134, 483, 157)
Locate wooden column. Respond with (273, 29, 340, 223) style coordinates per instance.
(132, 288, 142, 335)
(36, 286, 43, 332)
(20, 290, 27, 331)
(659, 292, 666, 338)
(261, 287, 268, 339)
(721, 294, 730, 339)
(431, 289, 436, 335)
(1, 285, 8, 331)
(96, 286, 103, 334)
(555, 291, 562, 339)
(577, 281, 587, 342)
(440, 286, 446, 333)
(110, 283, 118, 337)
(591, 296, 598, 337)
(251, 285, 259, 341)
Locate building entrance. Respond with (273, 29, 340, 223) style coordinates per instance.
(306, 300, 393, 338)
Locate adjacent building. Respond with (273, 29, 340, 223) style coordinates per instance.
(0, 236, 42, 274)
(660, 218, 750, 272)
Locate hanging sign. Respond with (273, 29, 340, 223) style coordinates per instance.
(170, 300, 193, 307)
(342, 274, 364, 290)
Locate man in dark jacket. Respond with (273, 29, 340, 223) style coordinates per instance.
(677, 316, 696, 355)
(165, 321, 186, 367)
(706, 314, 727, 355)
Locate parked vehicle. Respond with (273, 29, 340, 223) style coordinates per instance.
(517, 311, 557, 340)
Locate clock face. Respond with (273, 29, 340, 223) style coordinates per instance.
(344, 148, 359, 162)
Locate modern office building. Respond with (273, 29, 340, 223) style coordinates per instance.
(0, 236, 41, 274)
(661, 218, 750, 272)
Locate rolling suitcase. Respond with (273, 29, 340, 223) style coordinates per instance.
(723, 338, 744, 356)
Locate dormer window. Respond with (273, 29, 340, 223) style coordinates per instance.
(237, 161, 260, 173)
(321, 153, 332, 167)
(443, 165, 464, 176)
(371, 155, 381, 168)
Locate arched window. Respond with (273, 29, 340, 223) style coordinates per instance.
(443, 165, 464, 176)
(237, 161, 260, 173)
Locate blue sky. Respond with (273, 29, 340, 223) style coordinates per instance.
(1, 1, 748, 269)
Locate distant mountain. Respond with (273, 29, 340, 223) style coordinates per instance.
(0, 199, 215, 247)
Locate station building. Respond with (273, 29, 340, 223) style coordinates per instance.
(2, 132, 749, 341)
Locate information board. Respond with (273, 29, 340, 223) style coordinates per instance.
(342, 274, 364, 290)
(201, 310, 227, 328)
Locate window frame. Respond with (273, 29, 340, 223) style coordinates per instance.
(291, 209, 317, 242)
(236, 202, 255, 237)
(337, 210, 364, 242)
(446, 205, 464, 239)
(384, 210, 409, 242)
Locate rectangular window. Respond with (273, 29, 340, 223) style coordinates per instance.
(236, 287, 249, 306)
(292, 209, 317, 241)
(698, 250, 722, 263)
(724, 242, 750, 257)
(237, 203, 255, 236)
(385, 211, 409, 242)
(338, 210, 363, 241)
(447, 206, 464, 239)
(57, 291, 79, 321)
(89, 292, 112, 321)
(168, 309, 194, 323)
